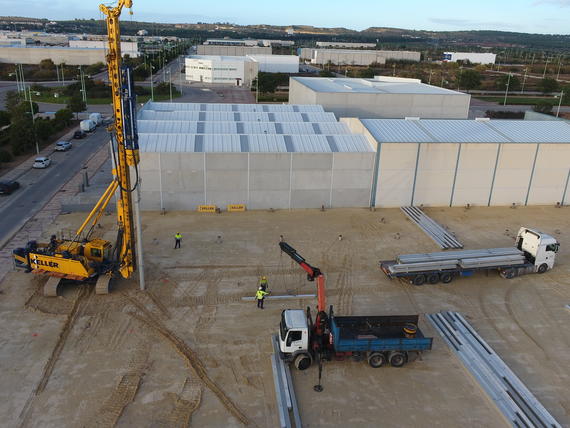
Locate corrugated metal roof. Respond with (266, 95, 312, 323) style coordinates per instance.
(316, 122, 352, 135)
(143, 101, 324, 113)
(140, 110, 336, 122)
(361, 119, 570, 144)
(138, 121, 199, 134)
(417, 120, 510, 143)
(138, 134, 373, 153)
(486, 120, 570, 143)
(203, 122, 237, 134)
(242, 122, 277, 134)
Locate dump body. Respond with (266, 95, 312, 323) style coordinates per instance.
(331, 315, 433, 353)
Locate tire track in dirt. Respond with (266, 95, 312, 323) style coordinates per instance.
(125, 296, 249, 426)
(167, 378, 202, 427)
(335, 253, 354, 315)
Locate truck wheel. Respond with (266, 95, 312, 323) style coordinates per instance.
(502, 268, 516, 279)
(427, 273, 440, 284)
(440, 273, 453, 284)
(412, 275, 425, 286)
(368, 352, 386, 368)
(389, 351, 406, 367)
(537, 263, 548, 274)
(294, 353, 312, 370)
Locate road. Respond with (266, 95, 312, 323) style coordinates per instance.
(0, 127, 109, 247)
(468, 98, 570, 118)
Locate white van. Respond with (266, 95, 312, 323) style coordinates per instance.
(89, 112, 102, 125)
(80, 119, 96, 132)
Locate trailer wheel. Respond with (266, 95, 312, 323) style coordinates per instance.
(537, 263, 548, 274)
(502, 268, 516, 279)
(389, 351, 406, 367)
(368, 352, 386, 368)
(294, 353, 312, 370)
(412, 275, 425, 286)
(427, 273, 440, 284)
(440, 273, 453, 284)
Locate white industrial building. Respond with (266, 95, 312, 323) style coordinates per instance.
(298, 48, 420, 64)
(0, 46, 106, 65)
(69, 40, 140, 57)
(205, 38, 294, 47)
(289, 76, 471, 119)
(248, 55, 299, 73)
(443, 52, 496, 64)
(197, 45, 272, 56)
(343, 118, 570, 207)
(184, 56, 259, 86)
(316, 42, 377, 48)
(137, 102, 375, 211)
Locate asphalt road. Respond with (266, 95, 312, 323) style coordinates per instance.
(0, 127, 109, 247)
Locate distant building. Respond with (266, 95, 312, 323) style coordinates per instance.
(185, 56, 259, 86)
(286, 27, 295, 35)
(248, 55, 299, 73)
(69, 40, 139, 57)
(442, 52, 496, 64)
(137, 29, 148, 36)
(204, 38, 294, 47)
(197, 45, 272, 56)
(316, 41, 376, 48)
(298, 48, 420, 65)
(0, 46, 106, 65)
(288, 76, 470, 119)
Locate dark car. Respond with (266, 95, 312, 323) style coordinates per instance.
(0, 180, 20, 195)
(73, 130, 87, 139)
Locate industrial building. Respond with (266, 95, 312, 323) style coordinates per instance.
(443, 52, 496, 64)
(137, 102, 375, 211)
(298, 48, 420, 64)
(316, 41, 377, 48)
(342, 118, 570, 207)
(204, 38, 294, 47)
(288, 76, 471, 119)
(248, 54, 299, 73)
(69, 40, 139, 57)
(184, 56, 259, 86)
(0, 46, 106, 65)
(197, 45, 272, 56)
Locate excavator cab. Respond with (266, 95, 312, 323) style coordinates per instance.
(83, 239, 112, 263)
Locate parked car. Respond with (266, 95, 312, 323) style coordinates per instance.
(32, 157, 51, 169)
(55, 141, 72, 151)
(73, 130, 86, 139)
(0, 180, 20, 195)
(80, 119, 96, 133)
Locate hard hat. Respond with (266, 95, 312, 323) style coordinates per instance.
(262, 276, 267, 280)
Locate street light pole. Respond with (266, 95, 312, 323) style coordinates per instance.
(556, 90, 564, 118)
(521, 68, 528, 94)
(503, 73, 511, 106)
(28, 87, 39, 155)
(543, 57, 549, 78)
(168, 70, 172, 102)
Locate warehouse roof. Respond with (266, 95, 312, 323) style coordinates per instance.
(138, 134, 373, 153)
(139, 110, 337, 122)
(361, 119, 570, 144)
(144, 102, 323, 113)
(291, 77, 466, 96)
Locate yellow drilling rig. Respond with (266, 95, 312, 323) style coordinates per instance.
(13, 0, 141, 296)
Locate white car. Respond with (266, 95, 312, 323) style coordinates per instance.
(32, 157, 51, 169)
(55, 141, 72, 151)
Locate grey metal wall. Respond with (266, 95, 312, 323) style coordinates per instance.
(138, 152, 375, 211)
(0, 46, 106, 65)
(196, 45, 271, 56)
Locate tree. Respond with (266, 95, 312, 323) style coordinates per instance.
(537, 77, 560, 94)
(34, 119, 53, 142)
(9, 118, 35, 155)
(496, 74, 521, 92)
(0, 110, 10, 127)
(39, 59, 55, 70)
(358, 68, 375, 78)
(55, 108, 73, 126)
(4, 91, 20, 115)
(67, 93, 86, 119)
(319, 70, 335, 77)
(457, 69, 481, 90)
(532, 100, 553, 114)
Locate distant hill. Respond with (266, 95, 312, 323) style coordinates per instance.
(1, 16, 569, 51)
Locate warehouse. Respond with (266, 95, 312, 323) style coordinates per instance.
(69, 39, 139, 57)
(137, 102, 375, 211)
(248, 54, 299, 73)
(289, 76, 471, 119)
(0, 45, 106, 65)
(315, 41, 377, 48)
(298, 48, 420, 64)
(196, 45, 271, 56)
(343, 117, 570, 208)
(443, 52, 496, 64)
(184, 56, 259, 86)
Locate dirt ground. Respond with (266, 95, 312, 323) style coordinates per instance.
(1, 206, 569, 427)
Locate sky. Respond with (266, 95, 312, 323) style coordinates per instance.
(2, 0, 570, 34)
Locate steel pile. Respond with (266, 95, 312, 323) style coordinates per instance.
(427, 311, 561, 428)
(401, 206, 463, 249)
(271, 335, 302, 428)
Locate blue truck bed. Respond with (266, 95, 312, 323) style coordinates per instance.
(331, 315, 433, 353)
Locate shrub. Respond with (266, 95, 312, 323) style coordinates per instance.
(0, 149, 12, 163)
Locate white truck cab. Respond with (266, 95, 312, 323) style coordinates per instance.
(517, 227, 560, 272)
(279, 310, 311, 365)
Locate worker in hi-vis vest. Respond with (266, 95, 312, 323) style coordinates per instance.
(259, 276, 268, 291)
(174, 232, 182, 249)
(255, 287, 269, 309)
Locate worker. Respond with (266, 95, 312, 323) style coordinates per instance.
(259, 276, 268, 291)
(255, 287, 269, 309)
(174, 232, 182, 249)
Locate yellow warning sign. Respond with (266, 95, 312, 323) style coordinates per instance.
(198, 205, 217, 213)
(228, 204, 246, 212)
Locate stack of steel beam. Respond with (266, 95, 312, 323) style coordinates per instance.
(427, 311, 561, 428)
(271, 335, 302, 428)
(401, 206, 464, 249)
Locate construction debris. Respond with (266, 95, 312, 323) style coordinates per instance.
(427, 311, 561, 428)
(401, 206, 463, 249)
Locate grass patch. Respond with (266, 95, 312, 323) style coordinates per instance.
(257, 93, 289, 103)
(30, 92, 181, 105)
(474, 96, 568, 106)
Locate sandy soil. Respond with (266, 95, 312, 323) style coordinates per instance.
(1, 206, 569, 427)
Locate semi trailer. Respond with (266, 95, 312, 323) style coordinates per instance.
(380, 227, 559, 286)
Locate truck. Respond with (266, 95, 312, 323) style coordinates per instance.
(380, 227, 559, 286)
(277, 242, 433, 374)
(89, 112, 102, 125)
(80, 119, 96, 133)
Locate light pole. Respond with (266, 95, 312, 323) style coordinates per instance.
(256, 75, 259, 103)
(28, 87, 39, 155)
(521, 68, 528, 94)
(556, 57, 562, 81)
(150, 65, 154, 101)
(167, 70, 172, 102)
(428, 69, 433, 85)
(556, 90, 564, 118)
(503, 73, 511, 106)
(543, 56, 549, 78)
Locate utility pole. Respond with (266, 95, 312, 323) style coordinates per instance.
(168, 70, 172, 102)
(150, 65, 154, 101)
(556, 90, 564, 118)
(543, 56, 549, 78)
(521, 68, 528, 94)
(61, 64, 65, 86)
(556, 56, 562, 81)
(256, 75, 259, 103)
(28, 87, 39, 155)
(428, 69, 433, 85)
(503, 73, 511, 106)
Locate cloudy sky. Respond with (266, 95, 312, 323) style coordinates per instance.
(2, 0, 570, 34)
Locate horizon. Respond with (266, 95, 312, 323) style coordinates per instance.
(1, 0, 570, 35)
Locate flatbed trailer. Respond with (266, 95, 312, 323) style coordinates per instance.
(380, 227, 559, 286)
